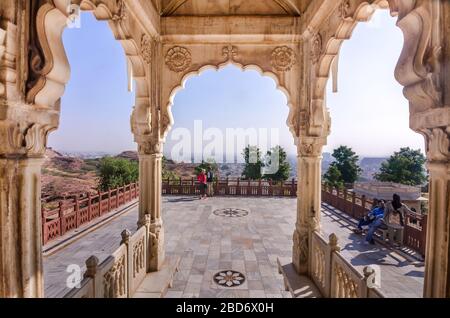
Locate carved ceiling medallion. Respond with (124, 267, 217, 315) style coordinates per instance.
(271, 46, 296, 72)
(165, 46, 192, 72)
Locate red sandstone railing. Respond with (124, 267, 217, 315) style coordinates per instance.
(41, 183, 139, 245)
(321, 184, 427, 256)
(162, 178, 297, 197)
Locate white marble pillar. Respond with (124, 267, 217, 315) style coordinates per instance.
(293, 138, 325, 275)
(0, 157, 45, 297)
(137, 142, 165, 272)
(423, 141, 450, 297)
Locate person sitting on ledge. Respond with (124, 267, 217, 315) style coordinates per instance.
(353, 199, 385, 235)
(364, 200, 387, 245)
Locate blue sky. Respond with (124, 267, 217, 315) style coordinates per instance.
(48, 10, 425, 158)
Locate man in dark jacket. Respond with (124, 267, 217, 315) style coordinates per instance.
(206, 169, 214, 197)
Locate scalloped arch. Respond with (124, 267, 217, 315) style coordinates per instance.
(163, 61, 298, 145)
(27, 0, 148, 109)
(313, 0, 439, 120)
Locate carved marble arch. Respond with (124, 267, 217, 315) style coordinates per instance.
(160, 44, 301, 146)
(309, 0, 443, 140)
(27, 0, 151, 137)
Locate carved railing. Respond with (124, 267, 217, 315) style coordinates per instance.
(64, 226, 148, 298)
(42, 183, 139, 245)
(321, 184, 427, 256)
(162, 178, 297, 197)
(310, 231, 386, 298)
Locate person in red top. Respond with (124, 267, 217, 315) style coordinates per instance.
(197, 169, 207, 199)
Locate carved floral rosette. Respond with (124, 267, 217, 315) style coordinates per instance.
(165, 46, 192, 72)
(271, 46, 297, 72)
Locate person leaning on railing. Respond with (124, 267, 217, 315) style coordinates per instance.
(382, 193, 415, 244)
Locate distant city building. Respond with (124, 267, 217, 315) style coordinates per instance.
(354, 182, 427, 213)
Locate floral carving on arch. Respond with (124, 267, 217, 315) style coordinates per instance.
(26, 0, 151, 138)
(160, 45, 300, 146)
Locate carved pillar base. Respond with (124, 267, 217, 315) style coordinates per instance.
(137, 149, 164, 272)
(424, 161, 450, 298)
(148, 220, 165, 272)
(0, 158, 44, 298)
(293, 139, 324, 275)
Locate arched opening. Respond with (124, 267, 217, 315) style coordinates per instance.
(162, 64, 297, 298)
(42, 11, 137, 298)
(320, 9, 427, 298)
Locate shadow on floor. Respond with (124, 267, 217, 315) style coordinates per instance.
(165, 197, 200, 203)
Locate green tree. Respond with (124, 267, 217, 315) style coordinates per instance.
(195, 158, 219, 177)
(374, 147, 427, 186)
(330, 146, 362, 184)
(241, 145, 264, 180)
(98, 157, 139, 191)
(263, 146, 291, 181)
(323, 164, 344, 188)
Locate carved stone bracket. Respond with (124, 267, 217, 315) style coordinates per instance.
(422, 127, 450, 163)
(140, 34, 152, 64)
(0, 121, 55, 158)
(310, 33, 322, 65)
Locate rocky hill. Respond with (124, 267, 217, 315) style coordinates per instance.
(41, 148, 100, 202)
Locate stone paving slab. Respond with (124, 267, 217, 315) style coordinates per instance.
(43, 196, 424, 298)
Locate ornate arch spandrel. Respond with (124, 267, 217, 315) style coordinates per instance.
(160, 43, 301, 146)
(307, 0, 443, 138)
(26, 0, 151, 138)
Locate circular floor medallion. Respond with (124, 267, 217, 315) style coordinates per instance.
(213, 270, 246, 288)
(213, 208, 249, 218)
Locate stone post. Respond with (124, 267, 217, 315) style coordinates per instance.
(421, 128, 450, 297)
(293, 137, 326, 275)
(137, 140, 165, 272)
(0, 157, 45, 297)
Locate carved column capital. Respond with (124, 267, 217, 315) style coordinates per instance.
(0, 120, 56, 158)
(421, 126, 450, 164)
(297, 137, 327, 158)
(137, 139, 163, 156)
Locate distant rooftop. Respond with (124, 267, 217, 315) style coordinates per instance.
(354, 182, 423, 201)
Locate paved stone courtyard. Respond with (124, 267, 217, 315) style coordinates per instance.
(43, 196, 424, 298)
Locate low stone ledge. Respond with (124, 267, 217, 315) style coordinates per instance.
(133, 256, 181, 298)
(277, 258, 322, 298)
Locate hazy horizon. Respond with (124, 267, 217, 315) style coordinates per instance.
(48, 10, 425, 159)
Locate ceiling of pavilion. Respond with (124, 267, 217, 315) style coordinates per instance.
(153, 0, 312, 16)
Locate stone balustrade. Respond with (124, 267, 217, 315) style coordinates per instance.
(310, 231, 386, 298)
(63, 227, 147, 298)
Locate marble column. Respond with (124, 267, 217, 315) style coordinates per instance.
(0, 157, 45, 297)
(422, 128, 450, 297)
(293, 138, 325, 275)
(137, 142, 165, 272)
